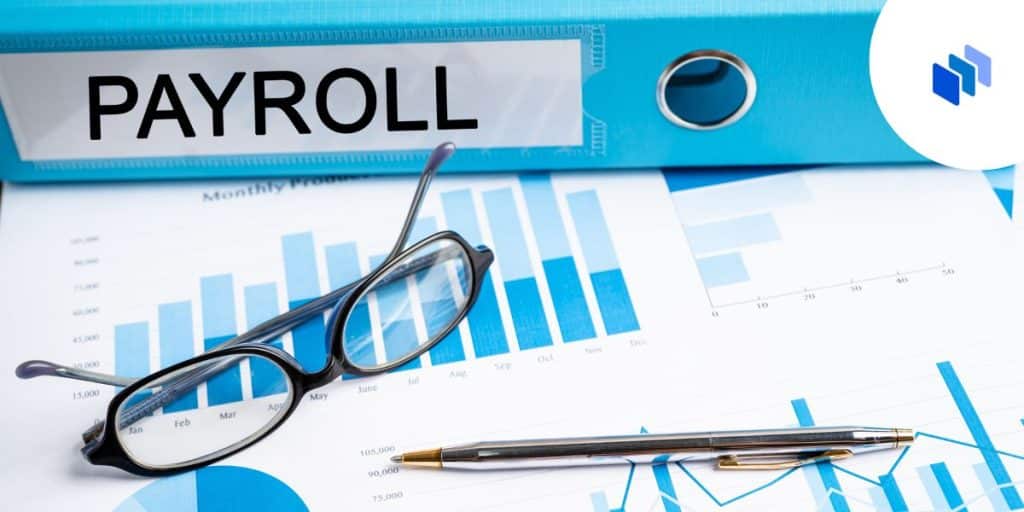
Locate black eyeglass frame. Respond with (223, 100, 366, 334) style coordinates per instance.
(37, 142, 496, 476)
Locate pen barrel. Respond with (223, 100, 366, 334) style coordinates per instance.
(439, 427, 912, 470)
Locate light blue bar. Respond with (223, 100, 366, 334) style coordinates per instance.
(158, 301, 198, 412)
(566, 190, 619, 273)
(519, 173, 572, 260)
(683, 213, 781, 256)
(200, 274, 242, 406)
(792, 399, 851, 512)
(937, 361, 1023, 509)
(325, 242, 361, 289)
(917, 465, 952, 512)
(482, 188, 534, 281)
(590, 491, 610, 512)
(158, 302, 195, 368)
(282, 232, 327, 371)
(671, 172, 812, 225)
(975, 462, 1012, 512)
(282, 232, 321, 301)
(931, 462, 966, 510)
(441, 189, 484, 244)
(200, 274, 237, 340)
(244, 283, 287, 398)
(652, 455, 681, 512)
(441, 189, 509, 358)
(868, 486, 893, 512)
(880, 474, 909, 512)
(409, 216, 437, 244)
(695, 252, 750, 288)
(114, 322, 149, 378)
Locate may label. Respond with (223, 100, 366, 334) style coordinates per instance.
(0, 40, 583, 161)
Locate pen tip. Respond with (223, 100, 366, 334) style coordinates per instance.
(390, 455, 403, 464)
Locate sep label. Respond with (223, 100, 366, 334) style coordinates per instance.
(0, 40, 583, 161)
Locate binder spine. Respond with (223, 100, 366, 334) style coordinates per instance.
(0, 4, 922, 182)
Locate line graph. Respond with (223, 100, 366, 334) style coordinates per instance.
(592, 361, 1023, 511)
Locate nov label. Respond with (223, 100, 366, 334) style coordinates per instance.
(0, 39, 583, 161)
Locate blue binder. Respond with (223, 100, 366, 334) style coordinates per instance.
(0, 1, 922, 181)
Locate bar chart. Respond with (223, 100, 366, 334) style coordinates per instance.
(663, 167, 971, 309)
(111, 173, 641, 414)
(588, 360, 1024, 512)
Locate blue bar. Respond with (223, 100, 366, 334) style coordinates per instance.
(683, 213, 782, 256)
(937, 361, 1023, 509)
(325, 242, 376, 370)
(567, 191, 640, 334)
(483, 188, 553, 350)
(158, 302, 198, 412)
(591, 269, 640, 334)
(652, 455, 681, 512)
(974, 462, 1012, 512)
(370, 255, 421, 370)
(441, 189, 509, 357)
(792, 399, 851, 512)
(504, 277, 552, 350)
(115, 322, 149, 378)
(590, 491, 610, 512)
(695, 253, 750, 288)
(880, 474, 909, 512)
(542, 257, 595, 341)
(482, 188, 534, 281)
(200, 274, 242, 406)
(519, 176, 596, 342)
(282, 232, 327, 372)
(931, 462, 967, 510)
(667, 171, 812, 225)
(244, 283, 287, 398)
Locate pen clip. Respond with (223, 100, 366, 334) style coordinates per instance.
(716, 449, 853, 470)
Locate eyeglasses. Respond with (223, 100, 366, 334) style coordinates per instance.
(15, 143, 494, 476)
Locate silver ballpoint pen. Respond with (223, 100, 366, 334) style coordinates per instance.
(391, 426, 914, 470)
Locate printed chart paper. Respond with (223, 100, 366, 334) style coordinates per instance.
(0, 165, 1021, 511)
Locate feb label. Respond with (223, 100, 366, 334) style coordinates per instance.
(0, 40, 583, 161)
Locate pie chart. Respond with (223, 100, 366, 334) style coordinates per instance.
(114, 466, 307, 511)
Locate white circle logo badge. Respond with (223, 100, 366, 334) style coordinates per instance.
(870, 0, 1024, 170)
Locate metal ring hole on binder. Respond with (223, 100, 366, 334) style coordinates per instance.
(657, 50, 756, 131)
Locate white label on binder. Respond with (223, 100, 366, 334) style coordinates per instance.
(0, 40, 583, 161)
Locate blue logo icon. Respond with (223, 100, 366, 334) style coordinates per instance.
(932, 44, 991, 106)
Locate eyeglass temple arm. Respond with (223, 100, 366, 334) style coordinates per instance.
(385, 142, 454, 261)
(15, 243, 471, 387)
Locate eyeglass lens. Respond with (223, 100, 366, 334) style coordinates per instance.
(342, 239, 472, 370)
(115, 353, 294, 469)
